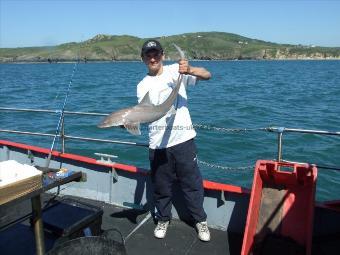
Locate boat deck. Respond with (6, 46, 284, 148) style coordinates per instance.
(1, 192, 340, 254)
(0, 194, 242, 255)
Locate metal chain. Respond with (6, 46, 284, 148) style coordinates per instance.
(197, 159, 253, 172)
(193, 124, 268, 133)
(192, 124, 263, 171)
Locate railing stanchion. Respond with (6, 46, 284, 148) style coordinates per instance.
(277, 127, 285, 163)
(61, 115, 65, 153)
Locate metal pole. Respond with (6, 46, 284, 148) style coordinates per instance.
(267, 126, 340, 136)
(31, 195, 45, 255)
(61, 115, 65, 153)
(283, 127, 340, 136)
(0, 129, 148, 147)
(0, 107, 108, 116)
(64, 135, 148, 147)
(277, 132, 283, 162)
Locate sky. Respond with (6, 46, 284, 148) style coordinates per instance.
(0, 0, 339, 48)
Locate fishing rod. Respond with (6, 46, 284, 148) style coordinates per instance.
(44, 60, 79, 169)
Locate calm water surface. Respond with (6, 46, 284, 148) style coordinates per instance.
(1, 60, 339, 201)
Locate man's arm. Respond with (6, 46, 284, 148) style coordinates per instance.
(178, 59, 211, 80)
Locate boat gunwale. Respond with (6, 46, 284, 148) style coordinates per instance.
(0, 139, 250, 194)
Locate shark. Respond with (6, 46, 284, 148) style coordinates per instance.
(97, 44, 185, 135)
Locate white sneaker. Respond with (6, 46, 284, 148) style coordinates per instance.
(196, 221, 210, 242)
(154, 221, 169, 239)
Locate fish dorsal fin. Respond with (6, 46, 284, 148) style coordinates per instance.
(124, 123, 141, 135)
(140, 91, 152, 105)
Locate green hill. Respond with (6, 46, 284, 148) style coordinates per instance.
(1, 32, 339, 62)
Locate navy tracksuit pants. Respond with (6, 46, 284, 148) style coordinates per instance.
(149, 139, 207, 222)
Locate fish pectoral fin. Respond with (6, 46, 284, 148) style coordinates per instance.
(124, 123, 141, 135)
(168, 105, 177, 116)
(139, 91, 152, 106)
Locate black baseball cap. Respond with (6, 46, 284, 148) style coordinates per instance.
(141, 39, 163, 56)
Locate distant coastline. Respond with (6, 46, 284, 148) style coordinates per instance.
(1, 32, 339, 63)
(2, 58, 340, 65)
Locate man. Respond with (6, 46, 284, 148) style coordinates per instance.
(137, 39, 211, 241)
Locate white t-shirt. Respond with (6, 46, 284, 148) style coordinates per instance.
(137, 63, 197, 149)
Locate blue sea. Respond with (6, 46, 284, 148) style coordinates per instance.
(1, 60, 339, 201)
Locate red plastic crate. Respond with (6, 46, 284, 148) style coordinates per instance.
(241, 160, 317, 255)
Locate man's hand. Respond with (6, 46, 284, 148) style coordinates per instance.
(178, 59, 191, 75)
(178, 59, 211, 80)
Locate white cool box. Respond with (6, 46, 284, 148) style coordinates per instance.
(0, 160, 42, 205)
